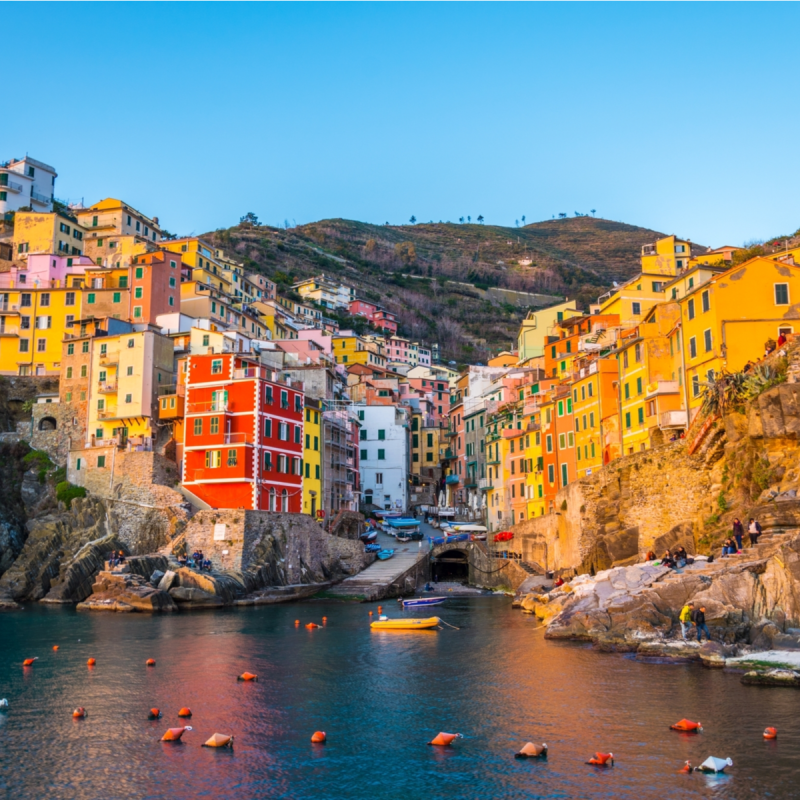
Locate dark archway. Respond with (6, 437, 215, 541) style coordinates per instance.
(432, 549, 468, 582)
(39, 416, 57, 431)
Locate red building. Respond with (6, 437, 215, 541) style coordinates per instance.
(348, 300, 398, 334)
(182, 354, 304, 511)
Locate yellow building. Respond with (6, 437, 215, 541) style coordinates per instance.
(13, 212, 88, 259)
(572, 357, 619, 478)
(86, 328, 174, 445)
(83, 234, 154, 270)
(0, 285, 82, 375)
(303, 398, 323, 517)
(680, 257, 800, 417)
(76, 198, 163, 244)
(332, 332, 386, 368)
(517, 300, 580, 360)
(662, 263, 727, 302)
(523, 415, 545, 518)
(599, 235, 691, 325)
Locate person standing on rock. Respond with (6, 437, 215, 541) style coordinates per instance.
(679, 602, 695, 641)
(732, 519, 744, 552)
(693, 606, 711, 642)
(748, 518, 762, 547)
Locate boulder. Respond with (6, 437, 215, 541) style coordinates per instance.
(169, 586, 224, 608)
(741, 668, 800, 687)
(150, 570, 165, 587)
(699, 641, 733, 668)
(652, 522, 696, 557)
(157, 570, 176, 592)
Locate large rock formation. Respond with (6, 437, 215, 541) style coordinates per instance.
(523, 531, 800, 657)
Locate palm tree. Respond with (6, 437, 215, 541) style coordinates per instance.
(521, 215, 526, 225)
(467, 216, 471, 223)
(459, 217, 464, 224)
(590, 209, 596, 217)
(515, 220, 519, 228)
(409, 215, 416, 224)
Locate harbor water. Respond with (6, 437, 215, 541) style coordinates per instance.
(1, 598, 798, 799)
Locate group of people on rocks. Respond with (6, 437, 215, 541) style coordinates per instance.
(107, 550, 126, 568)
(644, 546, 691, 569)
(679, 601, 711, 643)
(722, 517, 762, 556)
(177, 550, 212, 572)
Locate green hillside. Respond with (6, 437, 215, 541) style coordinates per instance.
(206, 216, 700, 363)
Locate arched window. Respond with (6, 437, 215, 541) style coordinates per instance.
(269, 487, 277, 512)
(39, 416, 57, 431)
(281, 489, 289, 512)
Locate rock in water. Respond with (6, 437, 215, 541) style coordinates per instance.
(157, 570, 176, 592)
(150, 570, 165, 587)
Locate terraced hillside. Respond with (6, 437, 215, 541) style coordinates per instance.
(205, 216, 701, 363)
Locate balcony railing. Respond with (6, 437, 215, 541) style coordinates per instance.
(0, 325, 20, 336)
(98, 382, 118, 393)
(187, 400, 231, 414)
(97, 407, 118, 419)
(30, 190, 51, 206)
(478, 477, 492, 490)
(99, 353, 119, 365)
(0, 177, 23, 193)
(645, 380, 680, 399)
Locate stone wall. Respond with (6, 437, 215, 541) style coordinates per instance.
(26, 401, 85, 465)
(507, 441, 712, 576)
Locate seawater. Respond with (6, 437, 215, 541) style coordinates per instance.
(1, 598, 798, 799)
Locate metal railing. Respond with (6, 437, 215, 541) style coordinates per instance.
(187, 400, 230, 414)
(0, 325, 20, 335)
(0, 176, 23, 192)
(30, 190, 51, 205)
(98, 382, 118, 393)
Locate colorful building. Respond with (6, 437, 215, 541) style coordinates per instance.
(303, 397, 322, 518)
(182, 353, 304, 511)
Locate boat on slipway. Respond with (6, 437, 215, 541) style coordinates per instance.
(401, 596, 446, 608)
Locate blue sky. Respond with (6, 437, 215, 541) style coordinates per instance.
(6, 3, 799, 246)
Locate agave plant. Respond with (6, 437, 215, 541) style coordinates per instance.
(742, 364, 785, 399)
(700, 370, 747, 417)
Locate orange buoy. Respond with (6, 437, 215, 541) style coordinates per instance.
(237, 672, 258, 681)
(764, 727, 778, 740)
(429, 732, 461, 746)
(161, 726, 192, 741)
(178, 707, 192, 718)
(515, 742, 547, 758)
(22, 658, 37, 667)
(587, 752, 614, 767)
(670, 719, 702, 732)
(295, 620, 300, 627)
(203, 733, 234, 748)
(368, 611, 373, 616)
(305, 622, 319, 629)
(377, 606, 382, 613)
(72, 707, 87, 719)
(146, 658, 156, 666)
(148, 708, 162, 719)
(87, 658, 96, 666)
(322, 616, 328, 624)
(680, 760, 692, 773)
(52, 646, 59, 652)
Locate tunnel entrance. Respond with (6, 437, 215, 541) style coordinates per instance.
(432, 550, 469, 582)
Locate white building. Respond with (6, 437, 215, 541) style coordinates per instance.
(0, 156, 57, 214)
(356, 404, 409, 511)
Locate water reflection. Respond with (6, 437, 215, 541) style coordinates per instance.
(1, 600, 799, 799)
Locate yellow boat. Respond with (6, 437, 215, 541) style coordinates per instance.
(370, 616, 440, 630)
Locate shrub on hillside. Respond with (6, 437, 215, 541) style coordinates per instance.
(55, 481, 86, 509)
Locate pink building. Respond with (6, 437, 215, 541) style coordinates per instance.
(0, 253, 93, 289)
(348, 300, 398, 334)
(387, 335, 412, 363)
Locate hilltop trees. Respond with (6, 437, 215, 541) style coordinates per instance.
(477, 215, 484, 224)
(239, 211, 260, 227)
(409, 215, 417, 224)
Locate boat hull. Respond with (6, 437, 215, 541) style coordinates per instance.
(402, 597, 446, 607)
(371, 617, 440, 630)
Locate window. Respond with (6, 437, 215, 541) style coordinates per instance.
(687, 298, 695, 320)
(67, 343, 75, 356)
(561, 463, 568, 486)
(99, 370, 107, 382)
(279, 422, 289, 441)
(558, 433, 566, 449)
(702, 290, 710, 312)
(65, 291, 75, 307)
(119, 276, 128, 288)
(636, 377, 643, 395)
(567, 432, 574, 447)
(625, 411, 631, 429)
(37, 338, 46, 352)
(590, 411, 595, 428)
(692, 375, 700, 397)
(264, 451, 272, 471)
(704, 330, 712, 352)
(80, 365, 87, 377)
(378, 429, 386, 440)
(134, 287, 143, 299)
(548, 464, 555, 483)
(135, 267, 143, 279)
(264, 419, 272, 437)
(97, 455, 106, 468)
(113, 292, 121, 303)
(295, 395, 302, 412)
(133, 306, 143, 319)
(265, 385, 273, 404)
(360, 448, 367, 460)
(294, 425, 301, 443)
(202, 334, 210, 346)
(632, 302, 641, 316)
(39, 293, 50, 307)
(689, 337, 697, 359)
(211, 359, 223, 374)
(227, 449, 237, 467)
(638, 407, 644, 425)
(87, 293, 95, 304)
(205, 450, 221, 468)
(775, 284, 789, 305)
(378, 449, 386, 460)
(281, 390, 289, 409)
(65, 392, 72, 401)
(624, 383, 630, 400)
(546, 434, 553, 453)
(210, 417, 219, 435)
(194, 419, 202, 435)
(76, 458, 82, 471)
(557, 400, 563, 417)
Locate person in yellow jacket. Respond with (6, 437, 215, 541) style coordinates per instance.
(679, 602, 695, 641)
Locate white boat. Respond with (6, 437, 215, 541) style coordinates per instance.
(401, 596, 446, 607)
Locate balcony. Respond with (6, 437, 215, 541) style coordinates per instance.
(478, 477, 492, 491)
(442, 448, 455, 459)
(187, 400, 232, 414)
(0, 304, 20, 314)
(99, 353, 119, 366)
(30, 190, 52, 206)
(0, 325, 19, 336)
(646, 380, 680, 399)
(445, 474, 460, 485)
(659, 410, 688, 430)
(97, 407, 118, 419)
(98, 382, 118, 394)
(159, 394, 185, 419)
(0, 176, 23, 193)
